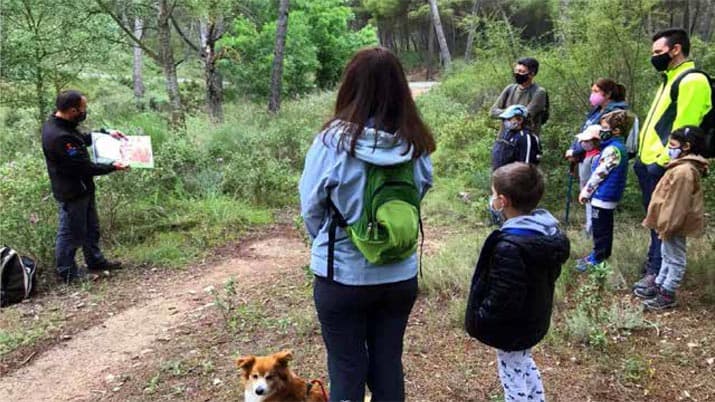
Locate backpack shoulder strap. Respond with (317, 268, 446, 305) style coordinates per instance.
(326, 196, 347, 282)
(670, 68, 710, 101)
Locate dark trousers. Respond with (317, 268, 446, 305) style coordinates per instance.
(592, 206, 614, 263)
(313, 276, 418, 402)
(56, 194, 105, 275)
(633, 161, 666, 275)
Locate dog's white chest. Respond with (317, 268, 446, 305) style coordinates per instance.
(244, 389, 266, 402)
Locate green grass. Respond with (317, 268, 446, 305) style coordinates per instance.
(0, 309, 66, 356)
(116, 196, 273, 267)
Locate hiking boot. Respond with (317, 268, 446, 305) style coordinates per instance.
(632, 274, 655, 291)
(87, 260, 123, 272)
(633, 283, 658, 299)
(643, 288, 677, 311)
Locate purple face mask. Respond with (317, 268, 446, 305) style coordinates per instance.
(589, 92, 605, 107)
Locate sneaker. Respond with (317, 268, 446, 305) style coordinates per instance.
(87, 260, 123, 272)
(575, 254, 597, 273)
(632, 274, 655, 291)
(633, 283, 658, 299)
(643, 289, 677, 311)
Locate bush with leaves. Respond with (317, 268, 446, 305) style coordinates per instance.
(219, 0, 377, 97)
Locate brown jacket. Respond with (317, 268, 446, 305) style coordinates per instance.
(643, 154, 709, 240)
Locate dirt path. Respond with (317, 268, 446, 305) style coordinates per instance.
(0, 234, 309, 402)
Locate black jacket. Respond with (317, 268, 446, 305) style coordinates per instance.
(41, 115, 116, 202)
(465, 229, 570, 351)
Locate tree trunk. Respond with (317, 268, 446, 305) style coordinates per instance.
(426, 18, 435, 80)
(427, 0, 451, 69)
(200, 21, 224, 123)
(464, 0, 479, 61)
(35, 66, 47, 124)
(132, 17, 145, 107)
(268, 0, 290, 113)
(157, 0, 184, 128)
(702, 0, 714, 40)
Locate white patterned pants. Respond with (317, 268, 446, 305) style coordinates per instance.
(496, 349, 545, 402)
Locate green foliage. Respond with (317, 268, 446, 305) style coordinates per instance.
(219, 0, 377, 97)
(0, 88, 331, 281)
(0, 0, 119, 121)
(621, 355, 651, 384)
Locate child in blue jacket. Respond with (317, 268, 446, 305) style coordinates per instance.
(576, 110, 634, 272)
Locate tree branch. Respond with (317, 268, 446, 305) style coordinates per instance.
(170, 15, 201, 53)
(95, 0, 160, 61)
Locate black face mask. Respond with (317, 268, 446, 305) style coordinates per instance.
(651, 52, 672, 72)
(514, 73, 529, 85)
(74, 111, 87, 123)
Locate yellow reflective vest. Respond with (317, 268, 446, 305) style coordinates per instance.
(638, 60, 712, 166)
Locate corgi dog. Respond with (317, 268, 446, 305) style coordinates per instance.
(237, 350, 327, 402)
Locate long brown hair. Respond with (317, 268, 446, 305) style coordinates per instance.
(594, 78, 626, 102)
(323, 47, 436, 158)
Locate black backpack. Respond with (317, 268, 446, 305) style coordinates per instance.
(491, 129, 542, 171)
(670, 69, 715, 158)
(1, 246, 37, 307)
(503, 84, 550, 126)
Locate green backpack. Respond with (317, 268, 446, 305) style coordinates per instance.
(327, 161, 422, 279)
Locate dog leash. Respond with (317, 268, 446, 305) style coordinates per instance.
(308, 379, 328, 401)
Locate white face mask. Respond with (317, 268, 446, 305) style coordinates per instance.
(504, 121, 518, 130)
(667, 147, 682, 160)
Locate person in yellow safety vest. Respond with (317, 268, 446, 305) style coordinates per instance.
(633, 28, 712, 298)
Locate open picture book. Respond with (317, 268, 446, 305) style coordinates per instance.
(90, 132, 154, 168)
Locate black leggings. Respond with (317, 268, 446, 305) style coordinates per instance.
(313, 276, 418, 402)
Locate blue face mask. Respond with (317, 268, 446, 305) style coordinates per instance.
(667, 147, 682, 160)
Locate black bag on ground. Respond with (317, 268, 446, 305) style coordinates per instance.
(1, 246, 37, 307)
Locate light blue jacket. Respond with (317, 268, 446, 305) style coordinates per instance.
(299, 121, 433, 285)
(501, 209, 561, 236)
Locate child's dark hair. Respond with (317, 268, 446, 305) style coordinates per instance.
(492, 162, 545, 212)
(671, 125, 705, 155)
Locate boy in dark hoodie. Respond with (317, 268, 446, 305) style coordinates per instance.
(640, 126, 709, 310)
(466, 162, 570, 402)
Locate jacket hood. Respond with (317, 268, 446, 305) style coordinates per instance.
(501, 209, 560, 236)
(603, 100, 629, 113)
(326, 120, 414, 166)
(501, 209, 570, 265)
(668, 154, 710, 176)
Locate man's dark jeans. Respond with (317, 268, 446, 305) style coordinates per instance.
(592, 206, 614, 263)
(313, 276, 417, 402)
(633, 161, 666, 275)
(56, 194, 106, 276)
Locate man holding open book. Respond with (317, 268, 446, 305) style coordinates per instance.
(41, 90, 129, 283)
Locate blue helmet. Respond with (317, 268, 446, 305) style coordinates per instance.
(499, 104, 528, 119)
